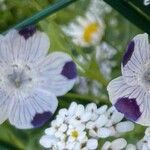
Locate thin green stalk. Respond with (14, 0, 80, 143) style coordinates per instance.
(64, 93, 108, 104)
(4, 0, 78, 33)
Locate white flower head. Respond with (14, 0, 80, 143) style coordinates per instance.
(40, 102, 101, 150)
(62, 11, 105, 47)
(40, 102, 135, 149)
(0, 26, 77, 129)
(107, 33, 150, 126)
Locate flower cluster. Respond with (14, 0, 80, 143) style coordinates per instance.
(40, 102, 134, 150)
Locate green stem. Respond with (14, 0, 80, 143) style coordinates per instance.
(0, 125, 26, 150)
(64, 93, 108, 104)
(8, 132, 25, 150)
(3, 0, 78, 33)
(83, 69, 108, 87)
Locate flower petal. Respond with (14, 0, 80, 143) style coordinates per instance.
(122, 33, 150, 85)
(111, 138, 127, 149)
(35, 52, 77, 96)
(136, 93, 150, 126)
(108, 76, 150, 126)
(2, 29, 50, 63)
(0, 92, 13, 124)
(107, 76, 145, 122)
(8, 89, 58, 129)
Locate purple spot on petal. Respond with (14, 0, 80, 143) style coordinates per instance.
(61, 61, 77, 79)
(19, 25, 36, 40)
(31, 111, 52, 128)
(122, 41, 135, 66)
(115, 97, 141, 121)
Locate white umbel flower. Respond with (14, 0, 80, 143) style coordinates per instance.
(62, 11, 105, 47)
(0, 26, 77, 129)
(40, 102, 135, 150)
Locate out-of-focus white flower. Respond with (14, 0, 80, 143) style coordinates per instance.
(0, 26, 77, 129)
(102, 138, 127, 150)
(96, 42, 117, 79)
(62, 12, 105, 47)
(75, 76, 103, 98)
(88, 0, 112, 16)
(144, 0, 150, 6)
(0, 0, 6, 11)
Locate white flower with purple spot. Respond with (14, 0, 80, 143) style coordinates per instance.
(0, 26, 77, 129)
(107, 33, 150, 126)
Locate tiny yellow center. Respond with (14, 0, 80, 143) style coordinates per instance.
(71, 130, 79, 139)
(83, 23, 100, 43)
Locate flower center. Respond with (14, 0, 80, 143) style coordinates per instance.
(83, 23, 100, 43)
(7, 64, 32, 89)
(71, 130, 79, 139)
(137, 63, 150, 93)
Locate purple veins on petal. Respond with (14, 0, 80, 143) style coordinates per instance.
(122, 41, 135, 66)
(61, 61, 77, 79)
(114, 97, 141, 122)
(31, 111, 52, 128)
(19, 25, 36, 39)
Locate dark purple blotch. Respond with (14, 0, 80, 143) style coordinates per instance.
(122, 41, 135, 66)
(61, 61, 77, 79)
(19, 25, 36, 40)
(31, 111, 52, 128)
(115, 97, 141, 121)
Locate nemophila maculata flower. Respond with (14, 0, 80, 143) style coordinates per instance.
(62, 11, 104, 47)
(107, 33, 150, 126)
(0, 26, 77, 129)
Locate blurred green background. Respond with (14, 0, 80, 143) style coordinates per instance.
(0, 0, 146, 149)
